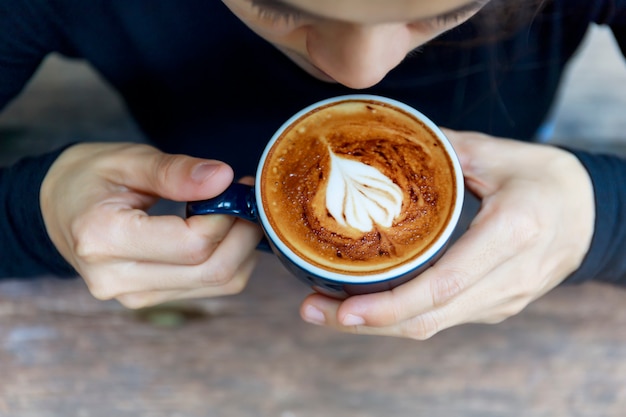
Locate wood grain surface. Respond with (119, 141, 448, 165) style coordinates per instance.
(1, 254, 626, 417)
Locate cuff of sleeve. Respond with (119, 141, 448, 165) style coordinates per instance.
(561, 147, 626, 285)
(2, 144, 77, 278)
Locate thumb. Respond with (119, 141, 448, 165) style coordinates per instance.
(123, 146, 235, 202)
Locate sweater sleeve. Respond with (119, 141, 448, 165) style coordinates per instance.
(0, 147, 76, 278)
(0, 0, 77, 278)
(564, 0, 626, 285)
(563, 149, 626, 285)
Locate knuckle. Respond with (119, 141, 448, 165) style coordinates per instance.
(222, 276, 248, 295)
(506, 208, 543, 251)
(403, 313, 442, 340)
(85, 277, 119, 301)
(220, 256, 257, 295)
(199, 260, 234, 286)
(74, 240, 107, 264)
(514, 279, 538, 301)
(71, 211, 117, 264)
(378, 290, 405, 326)
(429, 267, 468, 307)
(153, 153, 180, 187)
(82, 266, 128, 302)
(503, 296, 531, 317)
(72, 228, 107, 264)
(116, 294, 153, 310)
(197, 257, 255, 293)
(88, 286, 113, 301)
(181, 236, 216, 265)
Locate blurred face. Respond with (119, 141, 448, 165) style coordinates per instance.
(222, 0, 489, 89)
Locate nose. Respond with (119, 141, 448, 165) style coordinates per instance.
(306, 23, 412, 89)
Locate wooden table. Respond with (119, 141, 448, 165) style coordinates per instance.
(2, 253, 626, 417)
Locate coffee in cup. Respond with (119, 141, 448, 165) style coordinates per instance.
(260, 97, 458, 275)
(187, 95, 464, 297)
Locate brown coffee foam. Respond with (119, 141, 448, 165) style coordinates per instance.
(261, 100, 456, 275)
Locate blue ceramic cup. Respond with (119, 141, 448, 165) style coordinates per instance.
(187, 95, 464, 299)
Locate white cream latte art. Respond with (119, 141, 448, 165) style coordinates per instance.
(325, 151, 403, 233)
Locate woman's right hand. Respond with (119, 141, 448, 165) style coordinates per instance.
(300, 130, 595, 340)
(40, 142, 264, 308)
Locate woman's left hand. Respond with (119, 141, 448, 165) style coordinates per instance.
(299, 129, 595, 339)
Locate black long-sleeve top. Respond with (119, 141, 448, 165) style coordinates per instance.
(1, 0, 626, 284)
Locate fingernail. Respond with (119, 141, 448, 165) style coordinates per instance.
(342, 314, 365, 326)
(303, 305, 326, 325)
(191, 162, 222, 183)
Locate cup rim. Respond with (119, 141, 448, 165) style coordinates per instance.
(255, 94, 464, 284)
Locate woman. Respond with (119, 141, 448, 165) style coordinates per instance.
(1, 0, 624, 339)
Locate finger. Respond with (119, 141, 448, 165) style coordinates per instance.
(301, 293, 437, 339)
(392, 244, 559, 337)
(72, 203, 236, 265)
(301, 257, 533, 340)
(339, 183, 548, 328)
(442, 129, 504, 197)
(77, 177, 256, 265)
(443, 128, 511, 174)
(443, 129, 565, 197)
(114, 251, 260, 309)
(197, 213, 263, 286)
(111, 144, 235, 202)
(300, 293, 346, 327)
(311, 193, 527, 329)
(84, 216, 264, 298)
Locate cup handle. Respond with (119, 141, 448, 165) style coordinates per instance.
(186, 183, 272, 252)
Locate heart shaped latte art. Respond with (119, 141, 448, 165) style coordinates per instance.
(325, 151, 403, 233)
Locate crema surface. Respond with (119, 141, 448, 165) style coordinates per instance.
(261, 100, 457, 275)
